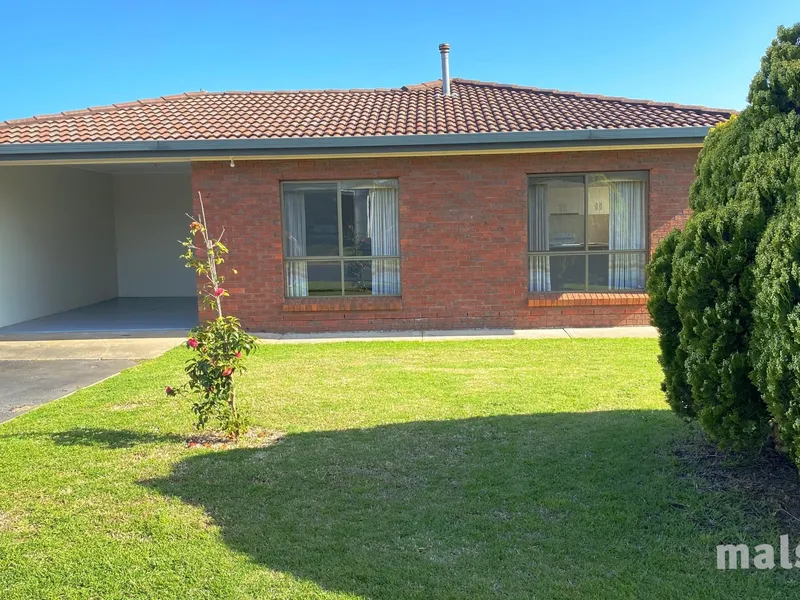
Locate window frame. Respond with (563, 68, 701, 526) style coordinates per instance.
(526, 171, 650, 293)
(280, 179, 402, 298)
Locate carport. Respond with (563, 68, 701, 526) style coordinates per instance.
(0, 162, 198, 336)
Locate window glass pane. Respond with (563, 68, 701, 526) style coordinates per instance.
(592, 171, 648, 183)
(529, 176, 585, 252)
(283, 183, 339, 257)
(371, 258, 400, 295)
(344, 260, 372, 295)
(549, 254, 586, 292)
(588, 173, 646, 252)
(307, 261, 342, 296)
(607, 253, 646, 290)
(285, 260, 309, 298)
(283, 180, 400, 297)
(529, 255, 552, 292)
(340, 179, 399, 190)
(588, 253, 646, 291)
(341, 183, 399, 257)
(341, 190, 370, 256)
(343, 259, 401, 296)
(587, 254, 609, 291)
(587, 180, 610, 251)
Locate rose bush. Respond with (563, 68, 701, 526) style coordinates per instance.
(167, 192, 258, 439)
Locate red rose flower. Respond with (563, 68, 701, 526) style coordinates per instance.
(222, 367, 234, 377)
(235, 351, 242, 358)
(187, 338, 199, 349)
(214, 288, 225, 297)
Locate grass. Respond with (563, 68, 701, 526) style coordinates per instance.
(0, 338, 797, 599)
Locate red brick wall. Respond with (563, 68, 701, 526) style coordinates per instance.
(191, 148, 698, 332)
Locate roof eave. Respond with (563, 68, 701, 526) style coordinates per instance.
(0, 127, 712, 162)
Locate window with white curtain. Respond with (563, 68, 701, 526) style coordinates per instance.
(282, 180, 400, 297)
(528, 172, 647, 292)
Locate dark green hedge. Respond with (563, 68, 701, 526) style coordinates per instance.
(671, 203, 767, 450)
(752, 201, 800, 462)
(648, 24, 800, 459)
(646, 230, 692, 417)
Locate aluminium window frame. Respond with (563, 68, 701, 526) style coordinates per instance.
(526, 170, 650, 293)
(280, 179, 402, 298)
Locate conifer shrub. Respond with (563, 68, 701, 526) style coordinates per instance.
(670, 203, 767, 449)
(752, 201, 800, 461)
(646, 230, 692, 417)
(649, 24, 800, 458)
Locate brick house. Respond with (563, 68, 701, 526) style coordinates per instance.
(0, 50, 732, 335)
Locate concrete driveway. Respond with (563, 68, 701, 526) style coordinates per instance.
(0, 337, 183, 423)
(0, 359, 138, 422)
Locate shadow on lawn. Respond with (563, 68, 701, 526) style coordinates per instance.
(50, 427, 185, 448)
(1, 428, 185, 449)
(142, 409, 752, 598)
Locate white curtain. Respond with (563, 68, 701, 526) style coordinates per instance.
(529, 183, 551, 292)
(284, 191, 308, 297)
(368, 186, 400, 295)
(608, 181, 646, 290)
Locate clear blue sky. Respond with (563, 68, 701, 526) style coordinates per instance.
(1, 0, 796, 122)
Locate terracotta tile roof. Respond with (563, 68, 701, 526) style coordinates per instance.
(0, 79, 733, 145)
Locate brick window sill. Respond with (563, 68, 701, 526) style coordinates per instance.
(283, 297, 403, 312)
(528, 292, 648, 307)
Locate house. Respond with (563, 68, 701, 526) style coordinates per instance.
(0, 45, 732, 335)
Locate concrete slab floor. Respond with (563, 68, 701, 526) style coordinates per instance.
(0, 297, 198, 337)
(0, 359, 137, 424)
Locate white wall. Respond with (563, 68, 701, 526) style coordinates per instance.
(113, 173, 195, 297)
(0, 166, 118, 328)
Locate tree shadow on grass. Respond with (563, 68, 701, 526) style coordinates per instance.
(1, 428, 185, 449)
(50, 427, 185, 448)
(143, 411, 773, 599)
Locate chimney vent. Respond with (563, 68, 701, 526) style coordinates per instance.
(439, 43, 451, 96)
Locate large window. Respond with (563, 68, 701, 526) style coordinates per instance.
(528, 172, 647, 292)
(282, 180, 400, 297)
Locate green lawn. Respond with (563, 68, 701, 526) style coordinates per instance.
(0, 339, 796, 599)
